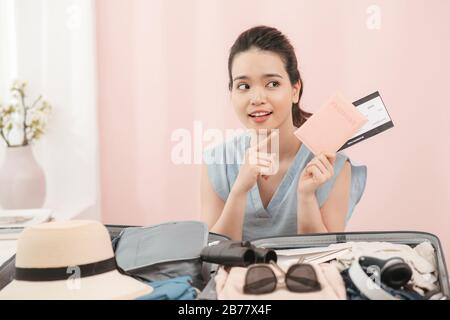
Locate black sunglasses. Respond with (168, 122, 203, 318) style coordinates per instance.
(243, 260, 321, 295)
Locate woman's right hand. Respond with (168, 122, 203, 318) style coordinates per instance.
(231, 131, 278, 195)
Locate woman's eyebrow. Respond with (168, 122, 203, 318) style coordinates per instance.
(233, 73, 283, 82)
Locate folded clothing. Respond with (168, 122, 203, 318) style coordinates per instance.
(215, 263, 346, 300)
(136, 276, 198, 300)
(330, 241, 438, 294)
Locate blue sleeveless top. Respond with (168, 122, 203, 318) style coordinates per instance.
(203, 132, 367, 241)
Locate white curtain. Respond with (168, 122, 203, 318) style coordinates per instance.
(0, 0, 100, 221)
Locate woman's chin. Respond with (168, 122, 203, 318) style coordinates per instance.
(247, 124, 273, 131)
(246, 118, 276, 129)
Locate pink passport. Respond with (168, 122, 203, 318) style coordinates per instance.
(294, 92, 368, 156)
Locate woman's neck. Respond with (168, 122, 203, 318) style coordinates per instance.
(276, 118, 302, 161)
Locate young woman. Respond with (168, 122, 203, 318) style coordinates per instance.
(201, 26, 367, 241)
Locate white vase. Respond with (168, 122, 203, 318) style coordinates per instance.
(0, 145, 46, 209)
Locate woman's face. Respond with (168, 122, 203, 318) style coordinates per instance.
(230, 48, 301, 130)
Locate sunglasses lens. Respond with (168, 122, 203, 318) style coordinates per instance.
(286, 264, 321, 292)
(244, 266, 277, 295)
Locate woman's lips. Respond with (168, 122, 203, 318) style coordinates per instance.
(248, 112, 273, 123)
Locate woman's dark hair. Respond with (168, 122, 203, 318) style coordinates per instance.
(228, 25, 311, 127)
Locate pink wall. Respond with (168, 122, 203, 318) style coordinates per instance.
(96, 0, 450, 266)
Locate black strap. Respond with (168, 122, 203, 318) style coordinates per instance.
(15, 257, 118, 282)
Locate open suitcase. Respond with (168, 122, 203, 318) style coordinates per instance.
(1, 226, 449, 300)
(96, 225, 450, 300)
(198, 230, 450, 300)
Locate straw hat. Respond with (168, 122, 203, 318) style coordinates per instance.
(0, 220, 153, 300)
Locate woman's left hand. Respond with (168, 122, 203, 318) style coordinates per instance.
(297, 152, 336, 197)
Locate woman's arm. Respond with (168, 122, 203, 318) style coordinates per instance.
(200, 132, 277, 240)
(200, 163, 247, 240)
(297, 160, 351, 233)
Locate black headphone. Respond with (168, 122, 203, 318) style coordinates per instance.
(358, 256, 413, 289)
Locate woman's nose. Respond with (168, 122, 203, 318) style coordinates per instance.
(250, 89, 266, 105)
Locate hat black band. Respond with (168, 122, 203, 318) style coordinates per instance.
(15, 257, 118, 282)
